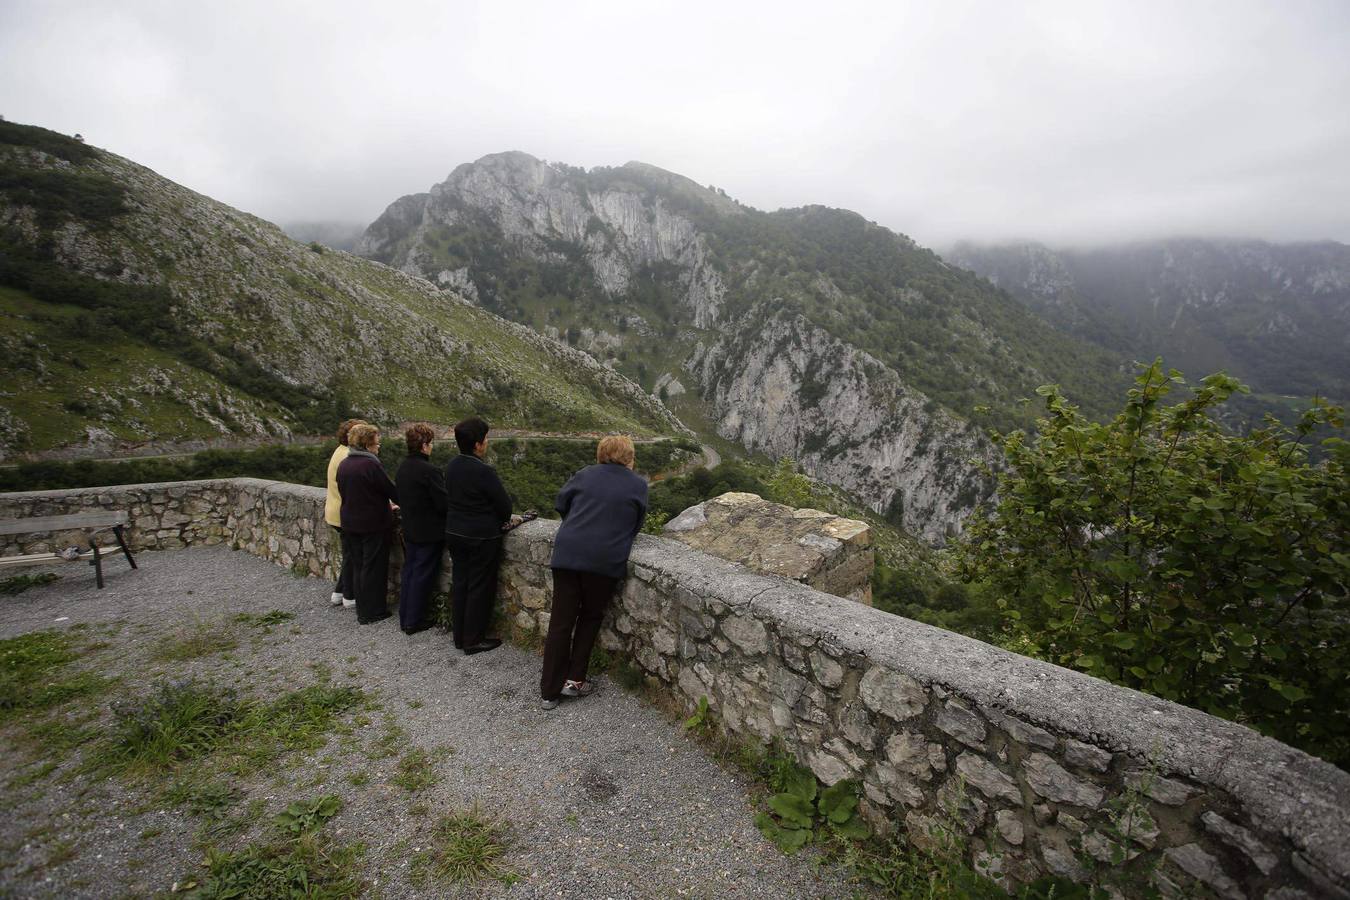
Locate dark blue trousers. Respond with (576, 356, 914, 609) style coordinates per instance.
(399, 539, 444, 630)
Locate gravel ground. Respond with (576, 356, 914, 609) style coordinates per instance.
(0, 547, 863, 899)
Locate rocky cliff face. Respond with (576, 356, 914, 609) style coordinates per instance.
(0, 123, 684, 459)
(947, 239, 1350, 402)
(691, 310, 998, 544)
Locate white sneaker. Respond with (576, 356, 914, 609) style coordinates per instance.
(329, 592, 344, 606)
(342, 597, 356, 608)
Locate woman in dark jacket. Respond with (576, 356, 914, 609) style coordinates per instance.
(336, 423, 399, 625)
(395, 422, 447, 635)
(444, 416, 516, 655)
(540, 435, 648, 709)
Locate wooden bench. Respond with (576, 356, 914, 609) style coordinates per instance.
(0, 511, 138, 589)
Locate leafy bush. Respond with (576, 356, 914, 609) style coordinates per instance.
(754, 762, 868, 853)
(959, 361, 1349, 768)
(273, 795, 342, 835)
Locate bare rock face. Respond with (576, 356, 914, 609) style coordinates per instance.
(690, 310, 999, 544)
(662, 491, 873, 604)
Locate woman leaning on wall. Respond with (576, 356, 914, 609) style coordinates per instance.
(540, 435, 648, 710)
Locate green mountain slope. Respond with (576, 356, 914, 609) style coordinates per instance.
(0, 123, 685, 459)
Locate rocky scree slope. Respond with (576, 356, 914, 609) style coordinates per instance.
(0, 123, 683, 460)
(359, 152, 1119, 541)
(947, 239, 1350, 407)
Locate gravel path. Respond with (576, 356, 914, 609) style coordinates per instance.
(0, 547, 860, 899)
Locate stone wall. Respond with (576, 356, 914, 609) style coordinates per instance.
(2, 479, 1347, 898)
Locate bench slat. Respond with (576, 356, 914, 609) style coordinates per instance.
(0, 511, 128, 536)
(0, 550, 94, 566)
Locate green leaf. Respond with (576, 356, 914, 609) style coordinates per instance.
(830, 816, 870, 840)
(818, 780, 859, 824)
(783, 765, 817, 802)
(1277, 684, 1308, 702)
(1108, 633, 1138, 650)
(768, 792, 815, 828)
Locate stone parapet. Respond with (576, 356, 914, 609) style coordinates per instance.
(662, 491, 874, 604)
(1, 479, 1347, 897)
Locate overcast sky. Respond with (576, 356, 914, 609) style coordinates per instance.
(3, 0, 1348, 248)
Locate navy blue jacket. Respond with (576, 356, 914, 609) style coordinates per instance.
(444, 453, 512, 539)
(550, 463, 649, 579)
(395, 452, 448, 543)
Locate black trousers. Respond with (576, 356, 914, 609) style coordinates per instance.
(541, 568, 618, 700)
(346, 529, 391, 622)
(399, 539, 443, 629)
(331, 525, 355, 599)
(445, 534, 502, 647)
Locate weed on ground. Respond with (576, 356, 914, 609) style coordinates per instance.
(409, 806, 515, 887)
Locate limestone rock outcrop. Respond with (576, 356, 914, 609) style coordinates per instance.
(662, 491, 874, 604)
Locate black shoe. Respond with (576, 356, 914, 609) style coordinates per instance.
(463, 638, 502, 655)
(402, 622, 433, 635)
(358, 612, 392, 625)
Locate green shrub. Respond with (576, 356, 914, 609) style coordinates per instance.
(959, 361, 1349, 768)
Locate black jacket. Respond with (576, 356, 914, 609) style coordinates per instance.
(550, 463, 648, 578)
(395, 452, 448, 543)
(336, 449, 398, 534)
(444, 453, 512, 539)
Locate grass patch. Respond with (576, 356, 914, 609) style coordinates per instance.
(0, 572, 60, 595)
(90, 678, 366, 777)
(364, 716, 405, 760)
(6, 759, 58, 788)
(410, 806, 515, 887)
(150, 620, 239, 662)
(233, 609, 296, 629)
(180, 832, 363, 899)
(392, 747, 438, 793)
(0, 630, 110, 722)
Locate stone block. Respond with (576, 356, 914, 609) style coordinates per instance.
(936, 699, 987, 749)
(1023, 752, 1104, 809)
(995, 809, 1024, 845)
(1198, 812, 1277, 876)
(1123, 770, 1197, 806)
(809, 649, 844, 688)
(859, 667, 926, 721)
(954, 752, 1020, 804)
(1063, 739, 1112, 773)
(1164, 844, 1243, 900)
(720, 614, 769, 654)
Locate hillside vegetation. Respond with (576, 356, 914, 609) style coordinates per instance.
(0, 122, 684, 460)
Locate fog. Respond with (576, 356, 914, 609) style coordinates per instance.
(2, 0, 1348, 248)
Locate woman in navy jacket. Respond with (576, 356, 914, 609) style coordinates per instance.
(336, 423, 399, 624)
(394, 422, 447, 635)
(540, 435, 648, 709)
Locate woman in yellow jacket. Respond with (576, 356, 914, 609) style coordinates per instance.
(325, 418, 366, 607)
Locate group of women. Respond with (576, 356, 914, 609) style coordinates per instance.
(323, 416, 649, 708)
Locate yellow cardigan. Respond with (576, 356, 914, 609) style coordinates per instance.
(324, 444, 349, 527)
